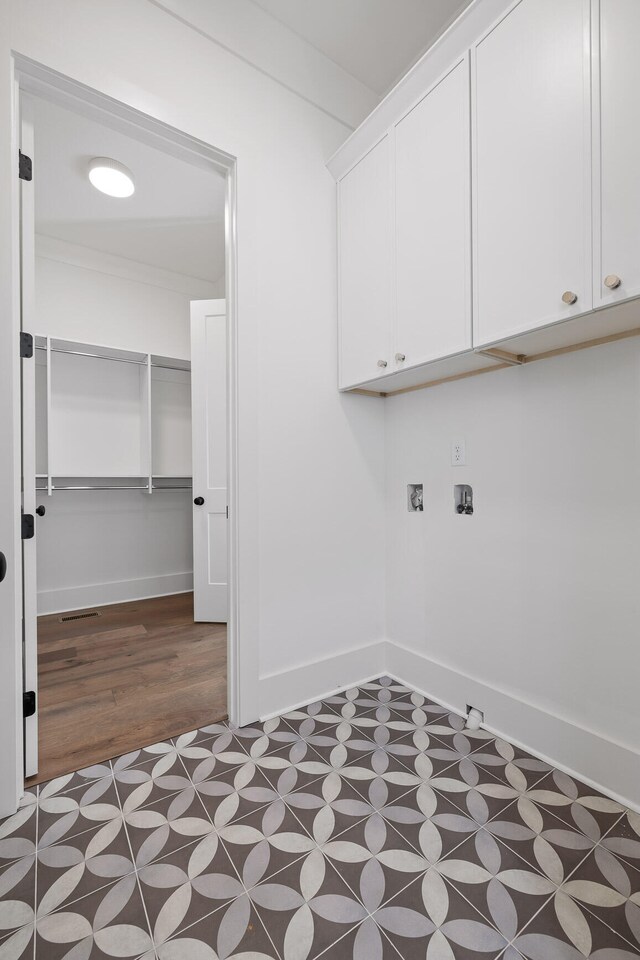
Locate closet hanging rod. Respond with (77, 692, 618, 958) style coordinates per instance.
(35, 345, 146, 366)
(34, 345, 190, 372)
(152, 484, 192, 490)
(47, 484, 150, 491)
(36, 484, 193, 491)
(150, 362, 191, 372)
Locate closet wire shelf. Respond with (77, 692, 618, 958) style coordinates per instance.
(34, 335, 192, 495)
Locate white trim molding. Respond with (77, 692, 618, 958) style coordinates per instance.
(150, 0, 378, 130)
(385, 640, 640, 814)
(5, 54, 243, 816)
(0, 51, 24, 819)
(258, 640, 386, 721)
(327, 0, 514, 179)
(35, 234, 222, 298)
(37, 571, 194, 616)
(257, 634, 639, 813)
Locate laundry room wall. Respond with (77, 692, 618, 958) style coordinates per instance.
(384, 338, 640, 808)
(7, 0, 388, 721)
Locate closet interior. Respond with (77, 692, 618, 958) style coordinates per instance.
(34, 337, 192, 495)
(26, 90, 228, 783)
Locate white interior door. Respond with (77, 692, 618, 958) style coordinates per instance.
(191, 299, 228, 623)
(20, 94, 38, 777)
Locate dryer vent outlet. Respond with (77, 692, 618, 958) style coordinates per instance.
(465, 706, 484, 730)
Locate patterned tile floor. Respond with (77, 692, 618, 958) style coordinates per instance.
(0, 676, 638, 959)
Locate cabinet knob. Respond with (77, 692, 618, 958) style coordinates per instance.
(377, 359, 388, 368)
(604, 274, 622, 290)
(562, 291, 578, 305)
(395, 353, 406, 363)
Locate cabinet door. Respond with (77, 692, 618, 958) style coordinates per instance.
(597, 0, 640, 307)
(473, 0, 591, 345)
(338, 136, 392, 388)
(395, 58, 471, 369)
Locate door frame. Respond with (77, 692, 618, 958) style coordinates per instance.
(20, 92, 38, 779)
(8, 55, 241, 801)
(0, 53, 24, 820)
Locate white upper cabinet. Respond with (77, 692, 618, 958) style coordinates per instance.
(472, 0, 592, 346)
(331, 0, 640, 393)
(338, 136, 392, 388)
(394, 57, 471, 369)
(596, 0, 640, 308)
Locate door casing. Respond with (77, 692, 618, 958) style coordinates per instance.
(20, 93, 38, 778)
(8, 56, 241, 808)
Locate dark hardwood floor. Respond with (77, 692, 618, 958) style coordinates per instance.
(29, 592, 227, 786)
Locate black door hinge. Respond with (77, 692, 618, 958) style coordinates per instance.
(20, 332, 33, 359)
(21, 514, 34, 540)
(19, 151, 32, 181)
(23, 691, 36, 718)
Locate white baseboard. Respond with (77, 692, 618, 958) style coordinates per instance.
(385, 640, 640, 813)
(258, 640, 386, 721)
(34, 584, 639, 813)
(37, 571, 194, 615)
(255, 636, 639, 811)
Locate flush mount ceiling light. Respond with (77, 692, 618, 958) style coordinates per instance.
(88, 157, 135, 198)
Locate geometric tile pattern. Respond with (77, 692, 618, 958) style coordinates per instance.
(0, 676, 637, 959)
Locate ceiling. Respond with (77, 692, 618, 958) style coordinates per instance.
(30, 3, 472, 279)
(32, 95, 227, 283)
(250, 0, 473, 96)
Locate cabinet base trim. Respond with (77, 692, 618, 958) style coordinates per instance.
(522, 324, 640, 364)
(347, 324, 640, 399)
(475, 347, 525, 365)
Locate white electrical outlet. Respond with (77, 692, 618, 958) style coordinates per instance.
(451, 439, 466, 466)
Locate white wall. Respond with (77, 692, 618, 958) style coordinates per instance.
(35, 236, 219, 358)
(7, 0, 388, 735)
(36, 488, 194, 614)
(34, 237, 217, 613)
(152, 0, 378, 129)
(385, 339, 640, 808)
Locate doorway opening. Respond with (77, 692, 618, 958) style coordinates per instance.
(18, 70, 238, 786)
